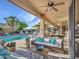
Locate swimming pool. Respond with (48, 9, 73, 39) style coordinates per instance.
(0, 35, 30, 42)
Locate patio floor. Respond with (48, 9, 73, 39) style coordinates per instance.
(15, 48, 69, 59)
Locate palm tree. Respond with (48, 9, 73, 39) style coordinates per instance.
(4, 16, 18, 32)
(4, 16, 28, 32)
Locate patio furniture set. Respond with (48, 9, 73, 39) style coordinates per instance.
(27, 36, 65, 59)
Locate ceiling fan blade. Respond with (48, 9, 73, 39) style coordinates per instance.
(45, 8, 49, 13)
(54, 2, 65, 6)
(52, 7, 58, 11)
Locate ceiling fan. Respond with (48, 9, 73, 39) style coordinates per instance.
(41, 0, 65, 13)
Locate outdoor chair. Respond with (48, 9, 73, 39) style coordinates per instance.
(0, 40, 28, 59)
(6, 42, 16, 52)
(0, 40, 10, 59)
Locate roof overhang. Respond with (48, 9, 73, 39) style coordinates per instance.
(9, 0, 79, 25)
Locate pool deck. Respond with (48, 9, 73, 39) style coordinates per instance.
(15, 48, 69, 59)
(16, 40, 26, 48)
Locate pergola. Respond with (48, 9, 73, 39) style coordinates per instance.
(9, 0, 77, 59)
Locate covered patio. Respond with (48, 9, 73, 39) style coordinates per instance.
(9, 0, 79, 59)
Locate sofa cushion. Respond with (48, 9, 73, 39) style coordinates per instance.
(55, 38, 63, 48)
(35, 37, 44, 49)
(35, 37, 44, 42)
(49, 37, 56, 44)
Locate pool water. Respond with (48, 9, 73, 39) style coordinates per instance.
(0, 35, 30, 42)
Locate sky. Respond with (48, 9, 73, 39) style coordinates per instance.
(0, 0, 40, 27)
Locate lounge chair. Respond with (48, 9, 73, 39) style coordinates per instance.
(6, 42, 16, 52)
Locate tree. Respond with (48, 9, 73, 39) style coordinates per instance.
(4, 16, 28, 32)
(4, 16, 18, 31)
(0, 27, 3, 34)
(17, 22, 28, 31)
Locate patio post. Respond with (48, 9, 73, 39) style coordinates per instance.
(68, 0, 75, 59)
(40, 19, 45, 37)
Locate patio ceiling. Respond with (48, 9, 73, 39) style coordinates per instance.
(9, 0, 79, 25)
